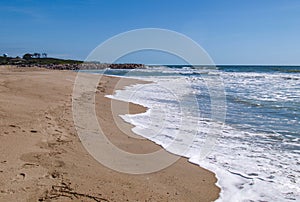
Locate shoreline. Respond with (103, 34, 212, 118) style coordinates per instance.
(0, 65, 220, 201)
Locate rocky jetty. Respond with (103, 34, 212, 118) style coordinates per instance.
(1, 55, 146, 70)
(109, 63, 145, 69)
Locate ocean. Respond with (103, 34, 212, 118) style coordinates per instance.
(85, 65, 300, 201)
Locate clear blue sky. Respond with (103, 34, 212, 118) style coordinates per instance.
(1, 0, 300, 64)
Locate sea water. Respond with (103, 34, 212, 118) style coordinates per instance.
(92, 65, 299, 201)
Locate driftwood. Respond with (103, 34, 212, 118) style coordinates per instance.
(39, 182, 109, 202)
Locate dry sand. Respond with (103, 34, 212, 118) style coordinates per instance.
(0, 65, 220, 201)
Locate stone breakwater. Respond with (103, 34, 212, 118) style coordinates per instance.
(109, 63, 145, 69)
(17, 63, 146, 70)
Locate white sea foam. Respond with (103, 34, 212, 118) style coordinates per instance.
(106, 68, 300, 201)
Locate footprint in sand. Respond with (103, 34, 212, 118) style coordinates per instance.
(19, 173, 26, 179)
(45, 116, 52, 120)
(22, 163, 39, 169)
(12, 173, 26, 182)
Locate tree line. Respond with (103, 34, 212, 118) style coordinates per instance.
(22, 53, 48, 60)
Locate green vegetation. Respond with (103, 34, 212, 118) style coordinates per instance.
(0, 53, 144, 70)
(23, 57, 83, 65)
(0, 53, 83, 66)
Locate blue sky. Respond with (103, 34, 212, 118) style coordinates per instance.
(1, 0, 300, 64)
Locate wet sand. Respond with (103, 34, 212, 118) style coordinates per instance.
(0, 65, 220, 201)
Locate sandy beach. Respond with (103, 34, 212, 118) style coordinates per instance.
(0, 65, 220, 201)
